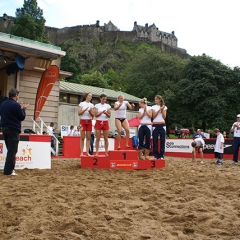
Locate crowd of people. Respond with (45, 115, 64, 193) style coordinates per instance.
(76, 93, 168, 160)
(1, 88, 240, 176)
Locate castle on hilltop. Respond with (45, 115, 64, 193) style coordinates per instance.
(0, 14, 189, 59)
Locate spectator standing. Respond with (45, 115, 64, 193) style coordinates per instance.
(114, 94, 135, 150)
(223, 131, 228, 138)
(94, 94, 111, 156)
(191, 137, 205, 163)
(78, 93, 94, 156)
(138, 98, 152, 160)
(207, 129, 213, 138)
(152, 95, 167, 159)
(73, 125, 82, 136)
(230, 114, 240, 164)
(214, 128, 224, 165)
(0, 89, 29, 175)
(47, 122, 56, 151)
(68, 125, 75, 136)
(193, 129, 206, 139)
(89, 120, 95, 155)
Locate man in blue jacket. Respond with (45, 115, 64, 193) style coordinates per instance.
(0, 89, 29, 175)
(193, 129, 206, 139)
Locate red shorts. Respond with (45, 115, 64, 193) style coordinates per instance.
(80, 119, 92, 131)
(95, 120, 109, 131)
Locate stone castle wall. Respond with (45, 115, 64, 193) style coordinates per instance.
(0, 14, 189, 59)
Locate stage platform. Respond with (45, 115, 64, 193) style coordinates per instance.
(81, 150, 165, 170)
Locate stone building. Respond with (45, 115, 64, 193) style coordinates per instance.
(0, 31, 141, 135)
(0, 32, 71, 132)
(58, 81, 141, 134)
(0, 14, 189, 58)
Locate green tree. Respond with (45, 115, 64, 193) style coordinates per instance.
(103, 68, 126, 91)
(10, 0, 46, 42)
(60, 54, 82, 83)
(81, 71, 108, 88)
(125, 50, 186, 101)
(176, 55, 239, 131)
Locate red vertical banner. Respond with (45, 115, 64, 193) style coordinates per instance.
(33, 65, 59, 121)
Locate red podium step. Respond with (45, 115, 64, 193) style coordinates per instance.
(108, 150, 138, 160)
(137, 159, 165, 169)
(81, 150, 166, 170)
(81, 155, 110, 168)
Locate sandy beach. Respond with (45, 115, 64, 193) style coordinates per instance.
(0, 157, 240, 240)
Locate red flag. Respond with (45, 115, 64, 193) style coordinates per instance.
(128, 117, 140, 127)
(34, 65, 59, 121)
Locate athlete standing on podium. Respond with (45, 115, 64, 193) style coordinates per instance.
(114, 95, 135, 150)
(152, 95, 167, 159)
(94, 94, 111, 156)
(138, 98, 152, 160)
(78, 93, 94, 156)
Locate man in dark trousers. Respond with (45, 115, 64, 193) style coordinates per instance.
(0, 89, 29, 175)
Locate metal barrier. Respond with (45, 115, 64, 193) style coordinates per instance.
(31, 117, 60, 156)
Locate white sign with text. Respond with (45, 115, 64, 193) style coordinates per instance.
(0, 141, 51, 169)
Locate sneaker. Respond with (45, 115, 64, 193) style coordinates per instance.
(230, 161, 238, 165)
(11, 171, 18, 175)
(160, 157, 164, 160)
(216, 159, 223, 165)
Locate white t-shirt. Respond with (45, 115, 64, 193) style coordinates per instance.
(152, 105, 168, 122)
(73, 129, 80, 136)
(79, 101, 94, 120)
(47, 126, 54, 136)
(232, 121, 240, 137)
(68, 129, 75, 136)
(94, 103, 111, 121)
(139, 106, 152, 124)
(194, 138, 205, 148)
(115, 101, 129, 118)
(214, 133, 224, 153)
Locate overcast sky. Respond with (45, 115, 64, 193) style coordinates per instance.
(1, 0, 239, 68)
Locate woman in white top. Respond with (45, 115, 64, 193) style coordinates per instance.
(94, 94, 111, 156)
(78, 93, 94, 156)
(114, 95, 135, 150)
(152, 95, 167, 159)
(138, 98, 152, 160)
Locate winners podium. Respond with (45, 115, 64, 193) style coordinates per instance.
(81, 150, 165, 170)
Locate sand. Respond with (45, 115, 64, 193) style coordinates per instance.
(0, 157, 240, 240)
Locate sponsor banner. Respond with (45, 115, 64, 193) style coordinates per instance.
(166, 139, 192, 153)
(165, 138, 233, 155)
(83, 138, 114, 152)
(204, 139, 233, 154)
(0, 141, 51, 169)
(34, 65, 59, 121)
(61, 125, 78, 137)
(110, 160, 138, 169)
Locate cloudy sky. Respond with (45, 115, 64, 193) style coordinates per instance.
(1, 0, 239, 68)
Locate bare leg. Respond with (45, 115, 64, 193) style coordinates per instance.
(115, 119, 122, 149)
(95, 130, 101, 156)
(80, 131, 86, 156)
(122, 120, 130, 148)
(103, 130, 109, 156)
(199, 148, 204, 163)
(192, 149, 196, 162)
(85, 131, 91, 155)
